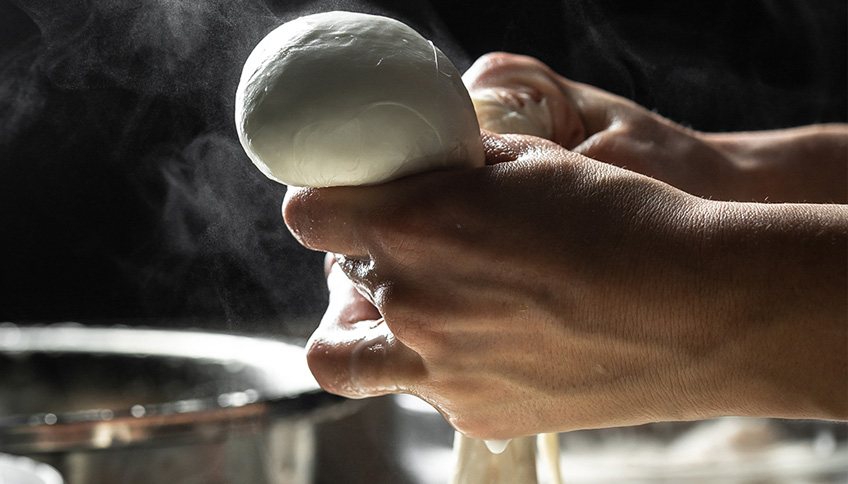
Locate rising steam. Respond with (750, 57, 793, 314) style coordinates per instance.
(0, 0, 843, 332)
(0, 0, 352, 332)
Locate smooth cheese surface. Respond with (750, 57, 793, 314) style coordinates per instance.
(235, 11, 484, 187)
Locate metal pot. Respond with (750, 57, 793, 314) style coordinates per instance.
(7, 324, 842, 484)
(0, 324, 412, 484)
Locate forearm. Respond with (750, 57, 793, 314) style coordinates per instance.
(464, 53, 847, 204)
(701, 124, 848, 203)
(686, 200, 848, 421)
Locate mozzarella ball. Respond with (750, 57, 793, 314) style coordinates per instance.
(235, 11, 484, 187)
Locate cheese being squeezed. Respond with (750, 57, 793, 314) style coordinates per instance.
(235, 10, 562, 484)
(450, 79, 562, 484)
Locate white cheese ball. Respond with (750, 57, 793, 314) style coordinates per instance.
(235, 11, 484, 187)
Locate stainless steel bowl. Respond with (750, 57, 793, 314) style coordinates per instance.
(0, 324, 411, 484)
(6, 324, 842, 484)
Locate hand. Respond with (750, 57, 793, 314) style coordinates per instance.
(284, 132, 848, 439)
(463, 53, 848, 203)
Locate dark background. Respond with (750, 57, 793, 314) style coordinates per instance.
(0, 0, 845, 336)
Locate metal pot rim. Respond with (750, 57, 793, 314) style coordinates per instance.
(0, 324, 352, 453)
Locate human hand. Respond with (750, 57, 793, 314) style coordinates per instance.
(288, 130, 847, 438)
(463, 53, 848, 203)
(286, 131, 745, 439)
(462, 52, 739, 199)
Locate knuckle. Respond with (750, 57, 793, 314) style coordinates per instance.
(472, 52, 515, 74)
(305, 335, 351, 396)
(376, 286, 447, 353)
(365, 198, 443, 268)
(392, 319, 445, 355)
(371, 215, 429, 266)
(306, 326, 400, 398)
(282, 187, 322, 249)
(466, 52, 555, 92)
(336, 255, 376, 290)
(469, 52, 541, 78)
(577, 130, 621, 163)
(359, 174, 477, 268)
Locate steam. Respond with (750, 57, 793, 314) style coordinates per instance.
(0, 0, 466, 332)
(554, 0, 847, 131)
(0, 0, 841, 330)
(12, 0, 280, 126)
(0, 0, 351, 331)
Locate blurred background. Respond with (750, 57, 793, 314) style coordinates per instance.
(1, 0, 845, 336)
(0, 1, 845, 483)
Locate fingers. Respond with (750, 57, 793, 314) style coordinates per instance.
(289, 129, 582, 337)
(282, 168, 452, 258)
(570, 126, 631, 164)
(463, 52, 664, 156)
(306, 318, 426, 398)
(555, 77, 626, 141)
(283, 131, 566, 257)
(481, 129, 564, 165)
(326, 255, 381, 324)
(306, 260, 426, 398)
(282, 185, 376, 258)
(463, 52, 586, 148)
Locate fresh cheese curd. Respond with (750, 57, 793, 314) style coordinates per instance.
(235, 11, 484, 187)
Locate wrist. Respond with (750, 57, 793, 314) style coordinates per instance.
(699, 126, 848, 203)
(679, 200, 848, 421)
(691, 131, 764, 202)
